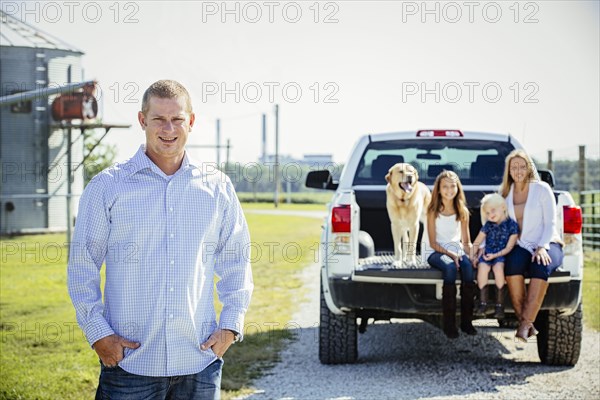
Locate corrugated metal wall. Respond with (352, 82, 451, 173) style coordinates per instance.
(1, 47, 44, 232)
(0, 47, 84, 234)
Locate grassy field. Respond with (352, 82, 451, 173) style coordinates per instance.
(0, 207, 322, 399)
(218, 209, 322, 398)
(1, 207, 598, 399)
(237, 191, 333, 205)
(241, 202, 328, 211)
(0, 233, 98, 399)
(583, 251, 600, 330)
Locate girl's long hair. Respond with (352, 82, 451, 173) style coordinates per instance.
(427, 170, 469, 221)
(499, 149, 539, 198)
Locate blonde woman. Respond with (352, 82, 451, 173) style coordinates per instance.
(499, 150, 564, 342)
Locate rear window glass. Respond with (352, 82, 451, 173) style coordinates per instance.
(353, 139, 515, 186)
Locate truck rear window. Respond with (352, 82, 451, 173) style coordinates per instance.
(353, 139, 515, 186)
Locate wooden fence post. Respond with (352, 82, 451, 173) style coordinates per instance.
(579, 146, 586, 199)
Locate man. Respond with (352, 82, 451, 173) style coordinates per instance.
(68, 80, 253, 399)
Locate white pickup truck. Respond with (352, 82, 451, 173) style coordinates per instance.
(306, 130, 584, 366)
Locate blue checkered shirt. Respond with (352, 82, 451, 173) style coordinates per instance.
(68, 145, 253, 377)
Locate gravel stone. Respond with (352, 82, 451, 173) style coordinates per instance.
(241, 263, 600, 400)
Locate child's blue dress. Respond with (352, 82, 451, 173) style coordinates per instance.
(479, 218, 519, 265)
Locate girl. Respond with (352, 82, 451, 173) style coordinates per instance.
(471, 193, 519, 319)
(426, 170, 476, 338)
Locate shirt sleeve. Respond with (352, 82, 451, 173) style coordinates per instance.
(537, 182, 558, 250)
(214, 177, 254, 340)
(508, 218, 519, 235)
(67, 175, 114, 347)
(481, 221, 490, 234)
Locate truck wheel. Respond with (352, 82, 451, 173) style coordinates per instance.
(319, 281, 358, 364)
(536, 303, 582, 366)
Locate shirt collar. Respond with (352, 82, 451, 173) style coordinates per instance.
(125, 145, 198, 178)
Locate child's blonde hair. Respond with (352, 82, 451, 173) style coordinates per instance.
(427, 170, 469, 221)
(480, 193, 508, 225)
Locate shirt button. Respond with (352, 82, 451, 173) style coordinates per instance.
(170, 260, 174, 265)
(169, 314, 173, 319)
(170, 287, 174, 292)
(170, 233, 174, 238)
(169, 207, 173, 212)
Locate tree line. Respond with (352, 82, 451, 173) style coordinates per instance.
(85, 142, 598, 194)
(536, 159, 600, 192)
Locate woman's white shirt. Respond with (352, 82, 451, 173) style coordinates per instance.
(506, 180, 560, 254)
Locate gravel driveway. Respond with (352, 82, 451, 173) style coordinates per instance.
(242, 263, 600, 400)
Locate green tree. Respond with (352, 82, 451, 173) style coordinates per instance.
(83, 130, 118, 185)
(537, 159, 600, 192)
(222, 161, 344, 194)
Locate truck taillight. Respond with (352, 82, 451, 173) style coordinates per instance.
(416, 130, 463, 137)
(332, 205, 351, 233)
(563, 206, 582, 234)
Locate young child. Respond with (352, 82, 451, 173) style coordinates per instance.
(471, 193, 519, 319)
(426, 170, 476, 338)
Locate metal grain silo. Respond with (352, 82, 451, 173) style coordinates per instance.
(1, 10, 85, 234)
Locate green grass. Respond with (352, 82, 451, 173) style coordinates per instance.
(242, 202, 328, 211)
(2, 219, 597, 399)
(583, 251, 600, 331)
(0, 234, 98, 399)
(237, 191, 333, 204)
(0, 211, 322, 399)
(218, 212, 321, 398)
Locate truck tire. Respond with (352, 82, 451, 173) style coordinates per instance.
(536, 303, 582, 366)
(319, 281, 358, 364)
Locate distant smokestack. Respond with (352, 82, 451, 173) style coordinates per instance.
(262, 113, 267, 162)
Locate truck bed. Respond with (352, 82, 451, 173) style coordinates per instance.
(356, 190, 487, 254)
(356, 251, 571, 283)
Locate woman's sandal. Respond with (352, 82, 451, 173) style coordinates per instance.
(516, 321, 539, 342)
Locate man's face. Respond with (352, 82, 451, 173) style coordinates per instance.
(138, 96, 195, 162)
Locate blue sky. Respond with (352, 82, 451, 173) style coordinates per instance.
(4, 0, 599, 164)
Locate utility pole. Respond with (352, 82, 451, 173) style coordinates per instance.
(226, 139, 231, 166)
(274, 104, 279, 208)
(262, 113, 267, 163)
(547, 150, 553, 171)
(66, 67, 72, 250)
(66, 126, 72, 247)
(216, 119, 221, 167)
(579, 145, 586, 196)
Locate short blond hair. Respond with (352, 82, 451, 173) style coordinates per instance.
(141, 80, 192, 114)
(480, 193, 508, 224)
(499, 149, 539, 198)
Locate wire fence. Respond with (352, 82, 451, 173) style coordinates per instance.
(580, 190, 600, 250)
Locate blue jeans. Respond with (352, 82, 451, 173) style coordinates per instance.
(95, 358, 223, 400)
(428, 252, 474, 284)
(505, 243, 564, 281)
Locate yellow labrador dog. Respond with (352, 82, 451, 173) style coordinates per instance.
(385, 163, 431, 265)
